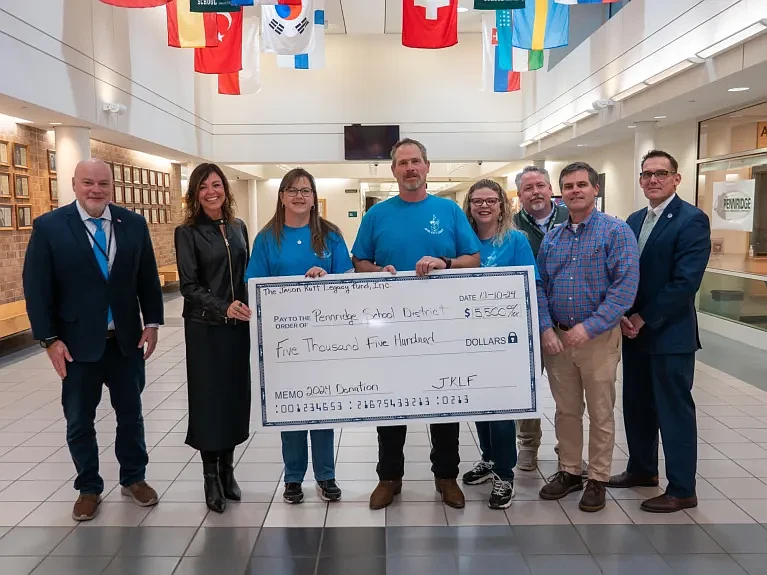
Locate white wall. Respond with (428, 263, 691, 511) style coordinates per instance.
(257, 178, 362, 247)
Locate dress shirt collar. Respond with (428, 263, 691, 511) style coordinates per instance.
(648, 193, 676, 218)
(76, 200, 112, 223)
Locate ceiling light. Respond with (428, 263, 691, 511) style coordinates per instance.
(645, 58, 704, 85)
(728, 87, 750, 92)
(49, 122, 62, 126)
(577, 144, 588, 147)
(457, 6, 469, 12)
(567, 110, 597, 124)
(628, 125, 636, 129)
(696, 20, 767, 59)
(612, 82, 648, 102)
(654, 116, 667, 119)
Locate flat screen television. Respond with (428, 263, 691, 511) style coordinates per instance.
(344, 125, 400, 161)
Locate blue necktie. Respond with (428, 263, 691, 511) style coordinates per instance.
(90, 218, 113, 326)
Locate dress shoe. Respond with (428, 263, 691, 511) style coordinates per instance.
(121, 481, 159, 507)
(641, 493, 698, 513)
(203, 463, 226, 513)
(608, 471, 659, 489)
(72, 493, 102, 521)
(539, 471, 583, 500)
(218, 450, 241, 501)
(369, 480, 402, 510)
(435, 478, 465, 509)
(579, 480, 606, 512)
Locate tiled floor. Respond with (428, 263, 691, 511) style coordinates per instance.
(0, 295, 766, 573)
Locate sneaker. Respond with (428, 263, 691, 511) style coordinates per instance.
(120, 481, 158, 507)
(317, 479, 342, 502)
(283, 482, 304, 504)
(462, 460, 494, 485)
(517, 450, 538, 472)
(488, 477, 514, 510)
(539, 471, 583, 500)
(72, 493, 102, 521)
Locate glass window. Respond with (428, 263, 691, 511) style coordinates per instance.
(698, 271, 767, 332)
(699, 101, 767, 159)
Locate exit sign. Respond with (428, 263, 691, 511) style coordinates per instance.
(348, 211, 358, 217)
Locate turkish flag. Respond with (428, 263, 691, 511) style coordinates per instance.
(99, 0, 170, 7)
(402, 0, 458, 49)
(194, 10, 244, 74)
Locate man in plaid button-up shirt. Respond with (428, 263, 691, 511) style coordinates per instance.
(536, 162, 639, 513)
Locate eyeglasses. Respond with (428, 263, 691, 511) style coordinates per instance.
(640, 170, 677, 181)
(470, 198, 500, 207)
(284, 187, 313, 197)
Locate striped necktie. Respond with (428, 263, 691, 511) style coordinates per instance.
(637, 209, 657, 254)
(90, 218, 113, 325)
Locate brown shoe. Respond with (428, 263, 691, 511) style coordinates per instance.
(72, 493, 102, 522)
(608, 471, 659, 489)
(121, 481, 159, 507)
(641, 493, 698, 513)
(579, 480, 606, 512)
(435, 478, 465, 509)
(539, 471, 583, 500)
(369, 480, 402, 510)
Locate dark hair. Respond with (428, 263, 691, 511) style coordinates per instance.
(462, 179, 516, 246)
(390, 138, 428, 168)
(559, 162, 599, 191)
(263, 168, 343, 257)
(641, 149, 679, 172)
(183, 163, 236, 225)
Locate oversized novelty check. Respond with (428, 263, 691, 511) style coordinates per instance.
(248, 268, 542, 430)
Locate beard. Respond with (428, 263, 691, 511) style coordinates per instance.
(400, 174, 425, 191)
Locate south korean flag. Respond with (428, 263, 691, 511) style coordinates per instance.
(261, 0, 316, 55)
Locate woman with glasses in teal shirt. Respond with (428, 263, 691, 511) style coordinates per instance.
(460, 179, 539, 510)
(246, 168, 352, 504)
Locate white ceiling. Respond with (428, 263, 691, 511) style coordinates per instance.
(326, 0, 483, 35)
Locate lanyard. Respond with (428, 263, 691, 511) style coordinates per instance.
(82, 219, 113, 271)
(522, 203, 559, 234)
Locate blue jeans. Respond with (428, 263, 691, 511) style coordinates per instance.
(476, 420, 517, 481)
(281, 429, 335, 483)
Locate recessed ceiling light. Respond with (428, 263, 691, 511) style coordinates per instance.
(628, 125, 636, 128)
(49, 122, 62, 126)
(577, 144, 588, 147)
(728, 87, 750, 92)
(654, 115, 667, 119)
(457, 6, 469, 12)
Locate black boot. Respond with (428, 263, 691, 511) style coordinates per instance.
(219, 449, 241, 501)
(203, 462, 226, 513)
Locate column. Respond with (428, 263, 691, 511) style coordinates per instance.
(248, 179, 259, 239)
(634, 121, 656, 210)
(54, 126, 91, 205)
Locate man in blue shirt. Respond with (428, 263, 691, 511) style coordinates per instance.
(352, 138, 480, 510)
(536, 162, 639, 513)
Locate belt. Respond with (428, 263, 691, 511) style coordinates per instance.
(555, 323, 571, 332)
(222, 317, 239, 325)
(106, 330, 116, 339)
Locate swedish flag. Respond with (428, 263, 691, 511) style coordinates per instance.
(512, 0, 569, 51)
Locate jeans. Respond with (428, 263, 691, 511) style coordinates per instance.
(376, 423, 460, 480)
(62, 339, 148, 494)
(476, 420, 517, 480)
(281, 429, 335, 483)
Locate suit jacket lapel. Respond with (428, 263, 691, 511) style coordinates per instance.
(642, 196, 681, 255)
(66, 205, 107, 283)
(628, 212, 643, 239)
(110, 210, 128, 281)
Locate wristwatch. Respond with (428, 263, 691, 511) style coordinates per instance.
(439, 256, 452, 269)
(39, 337, 59, 348)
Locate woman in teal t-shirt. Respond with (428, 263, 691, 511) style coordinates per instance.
(246, 168, 352, 505)
(460, 179, 539, 511)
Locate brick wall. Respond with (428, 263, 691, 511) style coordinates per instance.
(0, 125, 181, 306)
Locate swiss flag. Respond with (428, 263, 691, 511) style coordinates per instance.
(402, 0, 458, 49)
(99, 0, 170, 6)
(194, 10, 244, 74)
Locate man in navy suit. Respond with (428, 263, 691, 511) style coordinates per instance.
(23, 159, 164, 521)
(608, 150, 711, 513)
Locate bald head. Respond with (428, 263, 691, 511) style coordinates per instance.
(73, 158, 113, 218)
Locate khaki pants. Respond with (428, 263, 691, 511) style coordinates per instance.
(543, 326, 621, 482)
(517, 419, 542, 451)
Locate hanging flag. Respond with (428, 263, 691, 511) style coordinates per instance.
(194, 10, 244, 73)
(190, 0, 241, 12)
(512, 46, 544, 71)
(555, 0, 619, 4)
(261, 0, 316, 55)
(230, 0, 254, 4)
(495, 10, 513, 71)
(402, 0, 458, 50)
(230, 0, 303, 5)
(512, 0, 569, 50)
(219, 19, 262, 94)
(99, 0, 170, 6)
(277, 0, 325, 69)
(474, 0, 525, 9)
(167, 0, 218, 48)
(482, 13, 521, 92)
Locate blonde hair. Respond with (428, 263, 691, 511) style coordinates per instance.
(463, 179, 516, 247)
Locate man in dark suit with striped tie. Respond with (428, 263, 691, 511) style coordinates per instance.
(23, 158, 164, 521)
(608, 150, 711, 513)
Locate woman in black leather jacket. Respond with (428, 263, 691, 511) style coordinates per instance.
(174, 163, 252, 514)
